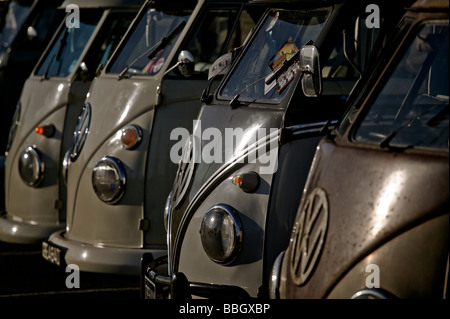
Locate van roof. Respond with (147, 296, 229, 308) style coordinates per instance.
(410, 0, 448, 9)
(60, 0, 144, 9)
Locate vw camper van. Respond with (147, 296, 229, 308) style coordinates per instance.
(0, 0, 143, 243)
(43, 0, 265, 275)
(0, 0, 64, 209)
(274, 0, 448, 299)
(142, 0, 414, 299)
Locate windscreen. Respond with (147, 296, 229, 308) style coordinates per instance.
(107, 5, 195, 76)
(35, 10, 103, 77)
(220, 8, 332, 104)
(354, 23, 449, 151)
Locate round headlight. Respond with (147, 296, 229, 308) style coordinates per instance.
(92, 156, 126, 204)
(200, 204, 243, 265)
(18, 146, 44, 187)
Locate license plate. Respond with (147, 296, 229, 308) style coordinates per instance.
(42, 241, 64, 267)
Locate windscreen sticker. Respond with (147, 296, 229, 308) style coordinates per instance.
(143, 49, 165, 74)
(265, 37, 301, 94)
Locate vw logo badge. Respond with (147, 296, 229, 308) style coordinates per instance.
(290, 188, 329, 286)
(171, 135, 198, 209)
(70, 103, 91, 162)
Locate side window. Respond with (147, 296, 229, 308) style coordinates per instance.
(27, 5, 61, 50)
(82, 12, 136, 78)
(0, 0, 32, 49)
(182, 7, 241, 74)
(323, 2, 410, 81)
(225, 7, 262, 52)
(354, 23, 449, 151)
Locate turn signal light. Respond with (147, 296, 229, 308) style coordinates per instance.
(121, 124, 142, 150)
(35, 124, 55, 137)
(231, 172, 260, 193)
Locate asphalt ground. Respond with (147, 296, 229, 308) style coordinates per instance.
(0, 241, 141, 299)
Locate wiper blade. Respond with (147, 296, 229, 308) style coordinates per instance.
(118, 20, 186, 80)
(427, 103, 449, 126)
(42, 29, 69, 80)
(380, 100, 449, 149)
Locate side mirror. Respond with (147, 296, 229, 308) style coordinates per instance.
(164, 50, 194, 77)
(300, 45, 322, 97)
(208, 52, 232, 80)
(177, 50, 195, 77)
(27, 26, 38, 40)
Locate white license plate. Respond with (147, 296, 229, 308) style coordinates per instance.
(42, 241, 63, 266)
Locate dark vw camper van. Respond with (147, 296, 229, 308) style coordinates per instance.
(274, 0, 448, 299)
(0, 0, 143, 244)
(143, 0, 413, 299)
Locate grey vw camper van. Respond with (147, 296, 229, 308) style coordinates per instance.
(142, 0, 413, 299)
(43, 0, 265, 275)
(0, 0, 143, 244)
(0, 0, 64, 210)
(274, 0, 448, 299)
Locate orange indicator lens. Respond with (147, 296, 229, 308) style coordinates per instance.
(36, 126, 44, 135)
(121, 125, 142, 150)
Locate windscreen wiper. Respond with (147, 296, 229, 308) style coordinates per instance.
(380, 99, 449, 150)
(118, 20, 186, 80)
(42, 29, 69, 80)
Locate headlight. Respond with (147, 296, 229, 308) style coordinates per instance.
(92, 156, 126, 204)
(18, 146, 44, 187)
(200, 204, 243, 265)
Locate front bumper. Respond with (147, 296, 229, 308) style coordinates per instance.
(141, 253, 251, 299)
(0, 211, 64, 244)
(45, 229, 166, 276)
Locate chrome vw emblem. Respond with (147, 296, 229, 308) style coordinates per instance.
(171, 135, 197, 209)
(290, 188, 329, 286)
(70, 102, 91, 162)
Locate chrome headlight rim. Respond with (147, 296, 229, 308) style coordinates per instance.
(351, 288, 396, 299)
(18, 145, 45, 187)
(199, 204, 243, 265)
(91, 156, 126, 205)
